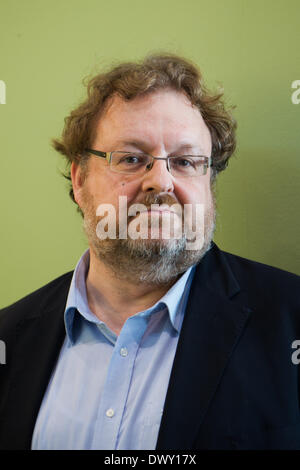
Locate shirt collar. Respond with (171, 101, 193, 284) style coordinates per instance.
(64, 249, 195, 344)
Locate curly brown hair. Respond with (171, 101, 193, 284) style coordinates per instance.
(52, 53, 237, 211)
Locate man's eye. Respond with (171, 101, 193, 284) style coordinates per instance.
(120, 155, 141, 164)
(173, 157, 194, 167)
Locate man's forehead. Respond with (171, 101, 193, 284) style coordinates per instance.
(93, 89, 211, 154)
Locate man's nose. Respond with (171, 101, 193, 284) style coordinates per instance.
(141, 159, 174, 193)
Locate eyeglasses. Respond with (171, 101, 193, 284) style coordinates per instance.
(85, 149, 212, 177)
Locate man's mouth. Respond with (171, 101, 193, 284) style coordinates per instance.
(142, 209, 176, 214)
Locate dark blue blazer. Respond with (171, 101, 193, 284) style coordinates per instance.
(0, 243, 300, 450)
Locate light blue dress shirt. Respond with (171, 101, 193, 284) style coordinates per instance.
(31, 249, 195, 450)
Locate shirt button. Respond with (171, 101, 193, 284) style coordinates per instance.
(106, 408, 115, 418)
(120, 347, 128, 357)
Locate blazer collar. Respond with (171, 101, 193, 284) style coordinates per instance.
(156, 243, 253, 450)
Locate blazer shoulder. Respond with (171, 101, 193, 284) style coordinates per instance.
(221, 249, 300, 303)
(0, 271, 73, 331)
(222, 249, 299, 279)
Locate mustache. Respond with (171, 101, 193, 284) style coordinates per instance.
(127, 194, 181, 222)
(131, 193, 180, 210)
(126, 193, 182, 224)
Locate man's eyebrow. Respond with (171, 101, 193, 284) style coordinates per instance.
(114, 140, 206, 154)
(115, 140, 146, 149)
(172, 143, 206, 154)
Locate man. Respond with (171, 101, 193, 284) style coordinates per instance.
(0, 54, 299, 450)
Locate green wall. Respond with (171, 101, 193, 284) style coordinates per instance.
(0, 0, 299, 307)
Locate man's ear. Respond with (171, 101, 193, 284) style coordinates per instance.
(71, 161, 85, 208)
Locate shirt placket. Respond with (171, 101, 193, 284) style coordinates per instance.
(91, 315, 148, 450)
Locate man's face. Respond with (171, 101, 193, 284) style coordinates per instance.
(71, 88, 215, 284)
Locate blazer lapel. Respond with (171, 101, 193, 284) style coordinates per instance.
(156, 244, 252, 450)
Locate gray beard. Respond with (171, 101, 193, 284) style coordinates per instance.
(82, 205, 216, 286)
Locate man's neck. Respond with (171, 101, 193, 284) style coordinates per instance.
(85, 248, 177, 335)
